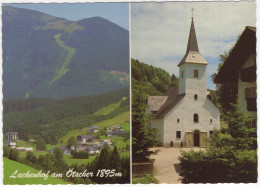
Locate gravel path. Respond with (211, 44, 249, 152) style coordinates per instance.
(149, 147, 202, 184)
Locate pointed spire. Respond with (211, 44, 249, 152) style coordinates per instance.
(186, 17, 199, 53)
(177, 13, 208, 67)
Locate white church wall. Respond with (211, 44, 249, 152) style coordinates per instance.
(178, 65, 186, 94)
(163, 95, 220, 146)
(184, 63, 207, 96)
(179, 63, 207, 96)
(151, 119, 164, 144)
(163, 99, 184, 146)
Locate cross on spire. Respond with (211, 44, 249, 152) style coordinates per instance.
(191, 7, 194, 19)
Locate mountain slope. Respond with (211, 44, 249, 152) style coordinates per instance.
(2, 6, 129, 100)
(3, 87, 129, 144)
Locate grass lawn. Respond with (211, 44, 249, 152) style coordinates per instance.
(95, 112, 130, 129)
(99, 135, 125, 147)
(63, 155, 96, 166)
(16, 140, 59, 160)
(121, 123, 130, 131)
(59, 111, 129, 144)
(132, 175, 159, 184)
(93, 102, 121, 116)
(16, 140, 33, 148)
(116, 139, 130, 149)
(3, 157, 69, 184)
(59, 128, 88, 144)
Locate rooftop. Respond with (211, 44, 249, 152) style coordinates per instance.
(178, 18, 208, 67)
(214, 26, 256, 83)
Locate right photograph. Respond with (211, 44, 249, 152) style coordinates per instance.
(131, 1, 257, 184)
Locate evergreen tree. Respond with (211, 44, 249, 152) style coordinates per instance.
(36, 137, 46, 151)
(67, 136, 77, 150)
(179, 102, 257, 183)
(3, 145, 10, 157)
(222, 102, 257, 150)
(8, 148, 19, 161)
(110, 146, 120, 171)
(132, 81, 159, 162)
(96, 143, 110, 169)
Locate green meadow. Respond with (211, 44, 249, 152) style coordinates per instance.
(93, 102, 121, 116)
(3, 157, 69, 185)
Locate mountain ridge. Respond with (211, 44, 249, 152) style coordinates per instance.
(3, 6, 129, 100)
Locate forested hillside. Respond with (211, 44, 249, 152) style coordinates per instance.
(2, 6, 129, 99)
(131, 59, 178, 162)
(3, 88, 129, 144)
(131, 59, 178, 97)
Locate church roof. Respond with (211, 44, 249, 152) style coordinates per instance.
(154, 87, 185, 119)
(147, 96, 168, 112)
(178, 18, 208, 67)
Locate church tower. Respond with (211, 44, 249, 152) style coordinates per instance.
(178, 17, 208, 98)
(146, 12, 220, 147)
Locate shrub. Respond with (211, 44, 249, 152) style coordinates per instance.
(8, 148, 19, 161)
(132, 175, 159, 184)
(72, 151, 89, 159)
(25, 151, 37, 164)
(179, 148, 257, 183)
(3, 145, 10, 157)
(36, 138, 46, 151)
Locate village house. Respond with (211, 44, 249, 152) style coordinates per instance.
(214, 26, 257, 130)
(88, 126, 99, 133)
(50, 146, 71, 155)
(15, 147, 33, 152)
(76, 144, 87, 152)
(146, 17, 220, 147)
(77, 134, 95, 144)
(6, 132, 18, 143)
(106, 125, 127, 137)
(103, 139, 113, 146)
(86, 146, 101, 155)
(9, 142, 16, 148)
(86, 139, 112, 155)
(115, 125, 124, 131)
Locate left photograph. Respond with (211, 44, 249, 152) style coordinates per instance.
(2, 3, 130, 185)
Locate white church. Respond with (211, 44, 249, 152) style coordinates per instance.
(146, 17, 220, 147)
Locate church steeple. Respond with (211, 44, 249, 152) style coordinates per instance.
(177, 16, 208, 67)
(178, 12, 208, 95)
(186, 18, 199, 53)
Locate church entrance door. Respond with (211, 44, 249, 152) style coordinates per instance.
(194, 131, 200, 147)
(185, 132, 194, 147)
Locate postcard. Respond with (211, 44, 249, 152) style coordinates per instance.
(2, 2, 130, 185)
(1, 0, 258, 185)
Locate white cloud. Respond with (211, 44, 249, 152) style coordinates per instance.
(131, 1, 256, 79)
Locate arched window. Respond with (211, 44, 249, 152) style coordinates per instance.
(194, 94, 198, 100)
(177, 119, 180, 123)
(181, 71, 184, 78)
(194, 70, 198, 78)
(194, 114, 199, 123)
(210, 119, 212, 123)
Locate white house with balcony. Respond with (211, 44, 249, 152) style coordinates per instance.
(214, 26, 256, 129)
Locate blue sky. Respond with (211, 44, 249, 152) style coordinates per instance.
(131, 1, 256, 89)
(3, 3, 129, 30)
